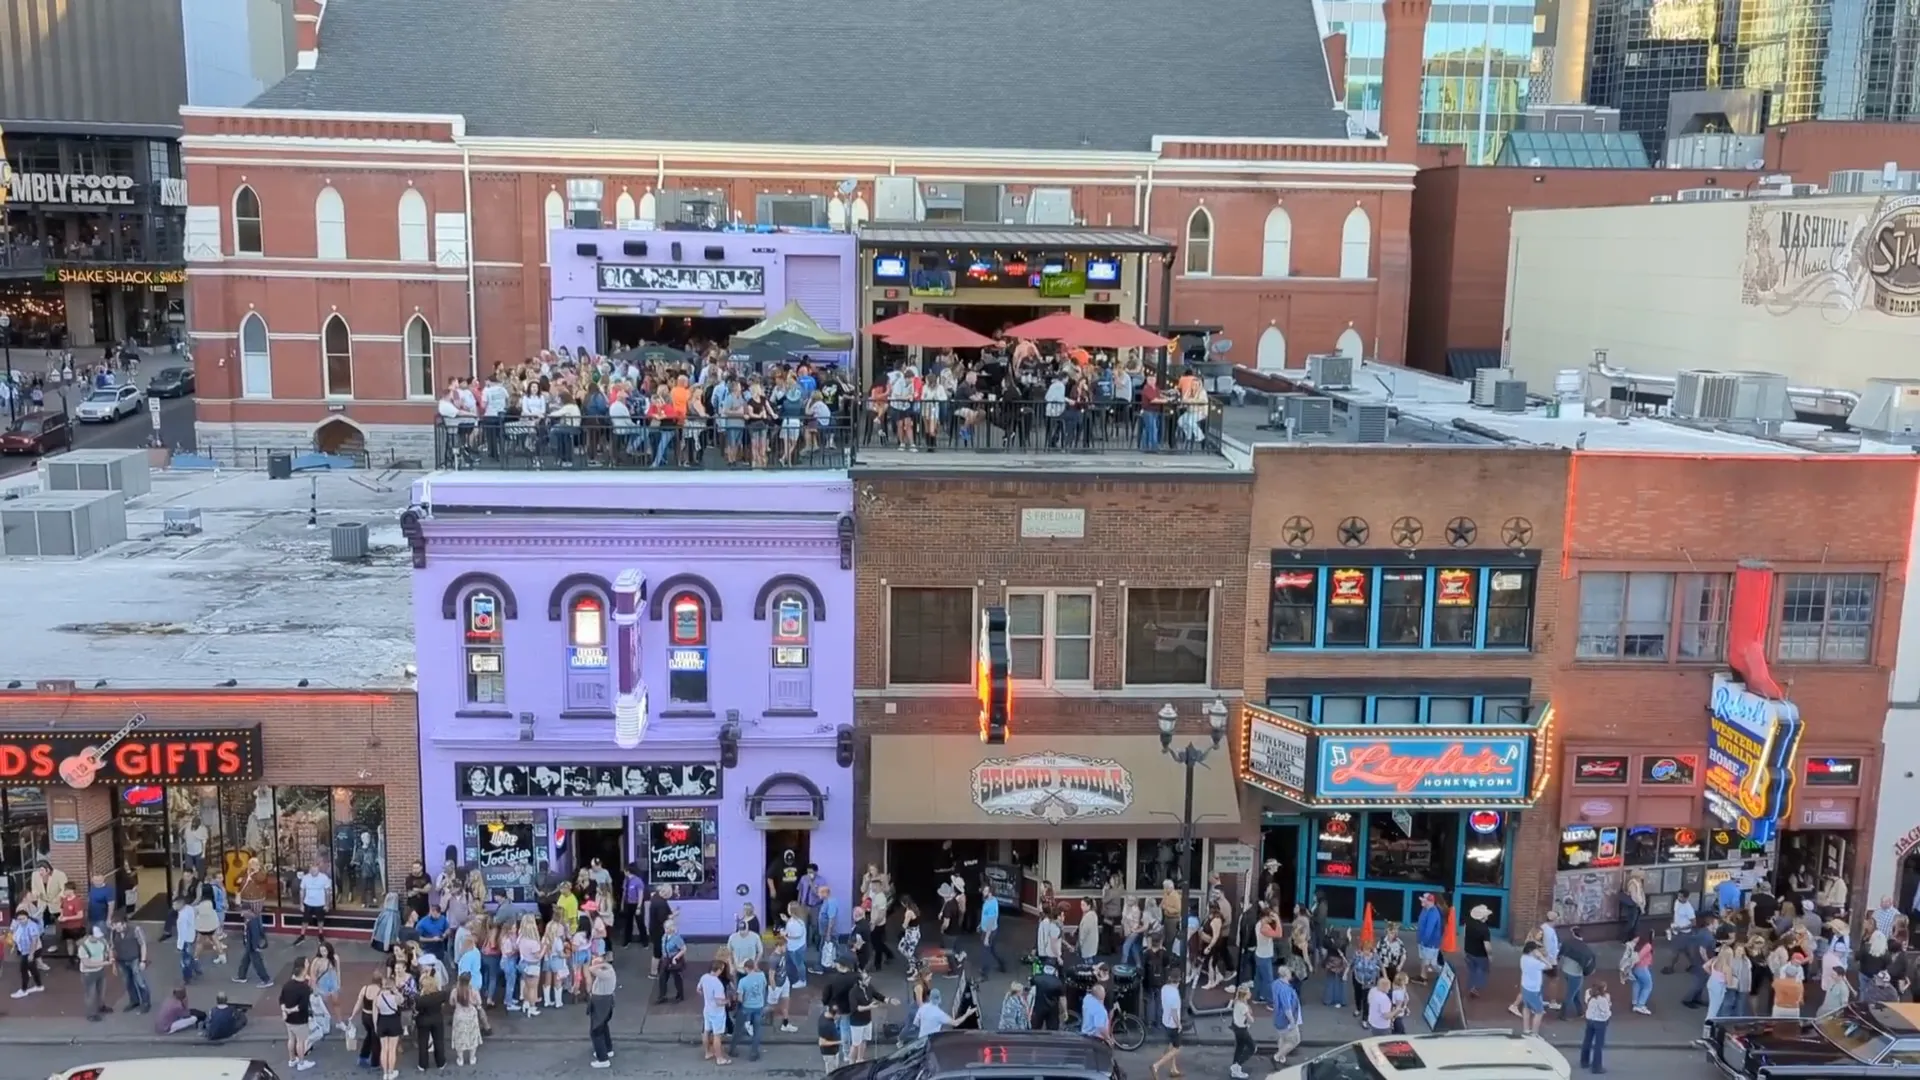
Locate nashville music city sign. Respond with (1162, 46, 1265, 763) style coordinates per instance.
(971, 751, 1134, 823)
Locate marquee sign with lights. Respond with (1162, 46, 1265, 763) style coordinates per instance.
(977, 605, 1010, 744)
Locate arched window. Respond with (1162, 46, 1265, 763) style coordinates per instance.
(1184, 207, 1214, 275)
(637, 190, 658, 229)
(1256, 326, 1287, 372)
(543, 190, 565, 242)
(827, 195, 847, 230)
(315, 186, 347, 260)
(1262, 208, 1293, 278)
(1336, 327, 1365, 360)
(239, 312, 272, 398)
(563, 592, 613, 714)
(666, 591, 710, 706)
(614, 191, 636, 229)
(322, 314, 353, 397)
(405, 315, 434, 398)
(463, 589, 506, 706)
(398, 189, 429, 262)
(849, 195, 870, 227)
(233, 185, 263, 255)
(1340, 207, 1373, 279)
(770, 589, 811, 667)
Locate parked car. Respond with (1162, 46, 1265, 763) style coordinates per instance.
(0, 411, 73, 456)
(48, 1058, 277, 1080)
(148, 365, 196, 398)
(75, 383, 145, 422)
(832, 1031, 1118, 1080)
(1269, 1031, 1570, 1080)
(1707, 1002, 1920, 1078)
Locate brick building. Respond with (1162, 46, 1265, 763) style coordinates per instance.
(0, 466, 422, 936)
(853, 455, 1254, 914)
(1231, 362, 1916, 937)
(178, 0, 1438, 457)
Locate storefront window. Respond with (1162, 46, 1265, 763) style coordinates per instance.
(463, 809, 548, 903)
(1623, 826, 1659, 867)
(1462, 811, 1508, 887)
(220, 785, 278, 902)
(1707, 828, 1765, 863)
(1657, 826, 1704, 864)
(1134, 839, 1203, 890)
(1365, 812, 1457, 885)
(1060, 839, 1127, 891)
(1557, 824, 1626, 871)
(1, 788, 49, 909)
(1433, 569, 1479, 645)
(667, 592, 711, 705)
(644, 807, 718, 901)
(331, 788, 387, 910)
(1313, 813, 1360, 878)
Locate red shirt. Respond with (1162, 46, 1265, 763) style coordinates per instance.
(58, 894, 83, 928)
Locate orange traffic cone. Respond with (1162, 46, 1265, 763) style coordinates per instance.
(1359, 902, 1376, 950)
(1441, 904, 1459, 953)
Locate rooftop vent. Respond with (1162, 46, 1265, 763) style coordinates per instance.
(1307, 353, 1354, 390)
(1677, 187, 1730, 202)
(1845, 378, 1920, 443)
(1491, 379, 1529, 413)
(1275, 394, 1334, 437)
(1473, 366, 1514, 406)
(1672, 370, 1792, 422)
(1352, 403, 1391, 443)
(41, 448, 152, 498)
(0, 490, 128, 558)
(161, 507, 203, 537)
(330, 521, 370, 561)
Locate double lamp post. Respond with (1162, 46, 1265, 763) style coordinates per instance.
(1159, 697, 1229, 941)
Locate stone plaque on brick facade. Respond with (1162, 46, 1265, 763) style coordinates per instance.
(1020, 508, 1086, 539)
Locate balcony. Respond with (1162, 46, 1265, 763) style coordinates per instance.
(1, 237, 185, 273)
(431, 397, 1229, 472)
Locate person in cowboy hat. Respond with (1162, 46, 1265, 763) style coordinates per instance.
(1463, 904, 1493, 997)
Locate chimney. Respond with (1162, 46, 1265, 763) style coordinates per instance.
(1380, 0, 1433, 162)
(294, 0, 327, 71)
(1322, 32, 1349, 108)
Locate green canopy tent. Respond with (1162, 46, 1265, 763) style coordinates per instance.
(731, 299, 853, 350)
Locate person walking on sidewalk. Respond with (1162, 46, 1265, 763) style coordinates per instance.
(654, 916, 686, 1004)
(1271, 967, 1304, 1067)
(234, 903, 273, 989)
(978, 883, 1006, 975)
(732, 957, 769, 1063)
(1415, 894, 1444, 984)
(585, 951, 616, 1069)
(450, 970, 487, 1068)
(1626, 932, 1656, 1015)
(413, 968, 449, 1072)
(1150, 968, 1184, 1080)
(1517, 941, 1548, 1036)
(698, 957, 734, 1065)
(108, 908, 151, 1013)
(1579, 980, 1612, 1075)
(1462, 905, 1492, 997)
(1559, 927, 1598, 1021)
(279, 963, 316, 1072)
(174, 897, 202, 985)
(1663, 891, 1699, 973)
(1227, 985, 1255, 1079)
(619, 865, 644, 949)
(78, 924, 110, 1021)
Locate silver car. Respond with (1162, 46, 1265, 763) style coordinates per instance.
(75, 383, 146, 422)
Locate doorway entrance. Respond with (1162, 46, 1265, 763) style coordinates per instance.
(764, 827, 812, 915)
(556, 815, 627, 903)
(1259, 815, 1308, 917)
(1776, 829, 1852, 904)
(886, 839, 997, 917)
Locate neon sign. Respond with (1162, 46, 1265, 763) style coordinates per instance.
(1317, 736, 1531, 801)
(977, 606, 1010, 744)
(1704, 673, 1802, 843)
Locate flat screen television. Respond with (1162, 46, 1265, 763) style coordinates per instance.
(873, 255, 909, 280)
(1086, 258, 1121, 284)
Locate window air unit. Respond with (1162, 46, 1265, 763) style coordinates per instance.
(1472, 366, 1514, 406)
(1307, 353, 1354, 389)
(1352, 403, 1391, 443)
(755, 194, 825, 228)
(1491, 379, 1528, 413)
(1275, 394, 1334, 436)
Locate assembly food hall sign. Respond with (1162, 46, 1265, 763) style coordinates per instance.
(971, 751, 1134, 822)
(6, 172, 140, 206)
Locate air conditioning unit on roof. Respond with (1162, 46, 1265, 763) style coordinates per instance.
(1473, 366, 1513, 406)
(1650, 195, 1674, 203)
(1307, 353, 1354, 389)
(1677, 188, 1729, 202)
(1672, 369, 1792, 422)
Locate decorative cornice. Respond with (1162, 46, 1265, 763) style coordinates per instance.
(754, 574, 828, 622)
(547, 573, 616, 620)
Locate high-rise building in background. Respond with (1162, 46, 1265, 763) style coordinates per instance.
(1575, 0, 1920, 160)
(181, 0, 295, 108)
(1323, 0, 1540, 162)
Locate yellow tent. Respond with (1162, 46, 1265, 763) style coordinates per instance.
(731, 299, 853, 350)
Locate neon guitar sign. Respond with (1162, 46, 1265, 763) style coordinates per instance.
(57, 713, 148, 789)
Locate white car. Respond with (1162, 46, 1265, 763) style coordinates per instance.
(49, 1058, 276, 1080)
(1268, 1031, 1570, 1080)
(75, 383, 145, 422)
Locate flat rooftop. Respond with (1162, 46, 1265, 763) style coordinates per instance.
(1235, 361, 1917, 456)
(0, 467, 421, 690)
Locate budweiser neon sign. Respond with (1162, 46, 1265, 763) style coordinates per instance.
(1317, 736, 1531, 801)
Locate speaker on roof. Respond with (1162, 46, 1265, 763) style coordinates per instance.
(623, 240, 647, 257)
(574, 243, 598, 257)
(704, 245, 725, 261)
(670, 241, 683, 261)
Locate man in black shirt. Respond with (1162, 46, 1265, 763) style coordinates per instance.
(1749, 881, 1779, 929)
(1028, 965, 1065, 1031)
(403, 861, 432, 921)
(817, 1004, 844, 1072)
(847, 977, 880, 1063)
(939, 889, 964, 952)
(278, 968, 314, 1072)
(819, 956, 859, 1053)
(534, 862, 563, 928)
(1462, 904, 1493, 998)
(645, 885, 673, 977)
(767, 849, 801, 916)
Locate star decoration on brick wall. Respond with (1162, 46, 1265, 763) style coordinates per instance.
(1391, 516, 1423, 548)
(1282, 516, 1314, 548)
(1501, 516, 1535, 549)
(1337, 516, 1369, 547)
(1446, 517, 1477, 547)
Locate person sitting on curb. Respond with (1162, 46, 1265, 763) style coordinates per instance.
(204, 991, 249, 1042)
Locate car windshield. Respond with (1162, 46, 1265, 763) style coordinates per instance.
(1301, 1045, 1387, 1080)
(157, 368, 185, 380)
(872, 1042, 928, 1080)
(85, 389, 119, 402)
(10, 418, 42, 434)
(1817, 1013, 1894, 1063)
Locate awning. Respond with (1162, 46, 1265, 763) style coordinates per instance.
(856, 224, 1174, 255)
(732, 300, 854, 350)
(868, 735, 1242, 840)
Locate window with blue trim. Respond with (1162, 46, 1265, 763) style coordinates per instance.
(1268, 565, 1536, 651)
(1267, 693, 1532, 726)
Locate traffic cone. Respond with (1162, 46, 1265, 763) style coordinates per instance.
(1441, 904, 1458, 953)
(1359, 903, 1376, 950)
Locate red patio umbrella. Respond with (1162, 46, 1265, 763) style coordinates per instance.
(1083, 319, 1178, 351)
(866, 311, 995, 349)
(1002, 311, 1175, 351)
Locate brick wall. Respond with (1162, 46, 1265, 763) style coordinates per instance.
(850, 470, 1254, 867)
(0, 689, 421, 896)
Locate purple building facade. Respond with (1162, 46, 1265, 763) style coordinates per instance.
(407, 471, 856, 938)
(546, 228, 858, 363)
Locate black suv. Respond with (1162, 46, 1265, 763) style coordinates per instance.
(833, 1031, 1123, 1080)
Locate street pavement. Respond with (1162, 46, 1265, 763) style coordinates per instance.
(1, 348, 197, 480)
(10, 1039, 1725, 1080)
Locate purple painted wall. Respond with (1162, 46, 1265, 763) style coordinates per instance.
(409, 472, 855, 938)
(547, 228, 858, 363)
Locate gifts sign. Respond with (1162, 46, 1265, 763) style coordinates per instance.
(57, 714, 147, 788)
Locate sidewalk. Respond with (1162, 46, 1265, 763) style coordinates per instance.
(0, 920, 1716, 1051)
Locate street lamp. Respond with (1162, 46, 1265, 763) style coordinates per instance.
(1160, 698, 1229, 958)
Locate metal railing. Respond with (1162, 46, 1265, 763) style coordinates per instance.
(433, 417, 856, 471)
(858, 396, 1225, 455)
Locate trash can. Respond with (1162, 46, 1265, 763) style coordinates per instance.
(267, 453, 293, 480)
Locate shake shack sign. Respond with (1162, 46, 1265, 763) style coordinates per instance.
(971, 751, 1134, 823)
(598, 264, 765, 295)
(7, 172, 139, 206)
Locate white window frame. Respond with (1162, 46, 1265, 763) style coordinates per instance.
(315, 185, 347, 260)
(398, 189, 430, 262)
(1005, 589, 1095, 688)
(1339, 206, 1372, 279)
(1120, 587, 1216, 689)
(321, 314, 354, 399)
(1262, 206, 1293, 278)
(1183, 206, 1214, 276)
(233, 184, 263, 256)
(404, 314, 435, 399)
(885, 584, 978, 688)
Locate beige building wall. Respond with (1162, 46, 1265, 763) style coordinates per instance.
(1501, 196, 1920, 392)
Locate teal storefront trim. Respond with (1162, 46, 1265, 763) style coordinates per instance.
(1263, 808, 1518, 936)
